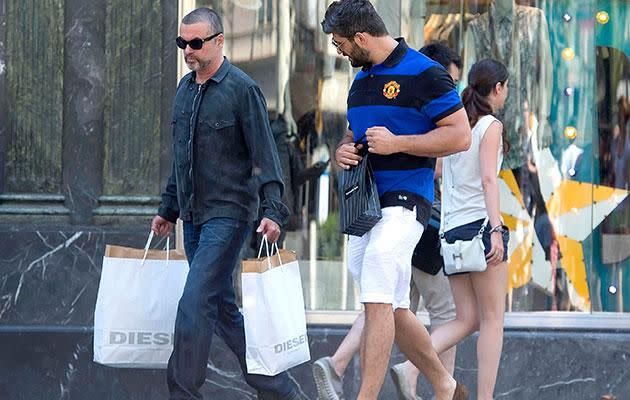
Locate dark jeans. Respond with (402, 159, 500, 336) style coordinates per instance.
(167, 218, 298, 400)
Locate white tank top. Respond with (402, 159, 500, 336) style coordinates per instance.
(441, 114, 502, 231)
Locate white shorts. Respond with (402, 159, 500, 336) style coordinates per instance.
(347, 207, 424, 309)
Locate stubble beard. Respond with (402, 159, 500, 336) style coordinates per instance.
(348, 47, 371, 69)
(185, 56, 211, 72)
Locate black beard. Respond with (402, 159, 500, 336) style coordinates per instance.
(347, 44, 371, 69)
(350, 58, 372, 69)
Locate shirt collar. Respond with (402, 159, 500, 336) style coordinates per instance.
(189, 57, 231, 85)
(490, 2, 515, 25)
(376, 37, 409, 69)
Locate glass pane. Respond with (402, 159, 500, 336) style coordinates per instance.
(180, 0, 630, 314)
(424, 0, 629, 313)
(186, 0, 359, 311)
(593, 0, 630, 312)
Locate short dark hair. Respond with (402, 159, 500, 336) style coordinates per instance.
(182, 7, 223, 35)
(419, 42, 462, 70)
(321, 0, 388, 38)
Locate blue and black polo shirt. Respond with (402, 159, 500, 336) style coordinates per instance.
(347, 38, 463, 226)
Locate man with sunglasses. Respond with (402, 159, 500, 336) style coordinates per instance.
(319, 1, 471, 399)
(151, 7, 305, 400)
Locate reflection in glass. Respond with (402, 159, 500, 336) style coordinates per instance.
(597, 44, 630, 312)
(181, 0, 630, 314)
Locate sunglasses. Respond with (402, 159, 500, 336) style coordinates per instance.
(176, 32, 222, 50)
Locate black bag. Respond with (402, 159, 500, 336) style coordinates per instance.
(411, 206, 444, 275)
(337, 151, 382, 237)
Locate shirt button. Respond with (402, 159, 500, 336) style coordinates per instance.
(215, 122, 220, 127)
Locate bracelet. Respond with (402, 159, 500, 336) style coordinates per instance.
(489, 224, 506, 234)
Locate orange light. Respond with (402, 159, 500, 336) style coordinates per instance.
(564, 126, 577, 139)
(562, 48, 575, 61)
(596, 11, 610, 25)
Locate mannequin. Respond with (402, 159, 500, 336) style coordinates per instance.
(464, 0, 560, 306)
(463, 0, 553, 169)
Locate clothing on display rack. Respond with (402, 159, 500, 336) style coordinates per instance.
(463, 0, 553, 169)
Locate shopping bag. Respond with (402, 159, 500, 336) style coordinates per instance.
(241, 236, 310, 375)
(337, 148, 382, 236)
(93, 232, 188, 368)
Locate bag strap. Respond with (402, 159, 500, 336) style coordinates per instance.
(256, 235, 283, 269)
(439, 216, 489, 240)
(166, 236, 170, 263)
(438, 155, 490, 238)
(354, 133, 367, 148)
(257, 234, 271, 259)
(439, 195, 446, 238)
(141, 231, 154, 266)
(274, 242, 283, 266)
(141, 231, 170, 266)
(476, 217, 490, 237)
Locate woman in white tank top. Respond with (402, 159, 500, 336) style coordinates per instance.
(429, 59, 511, 400)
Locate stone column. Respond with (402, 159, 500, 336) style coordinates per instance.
(4, 0, 65, 194)
(62, 0, 107, 224)
(102, 1, 164, 198)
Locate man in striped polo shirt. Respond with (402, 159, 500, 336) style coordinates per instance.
(321, 1, 471, 399)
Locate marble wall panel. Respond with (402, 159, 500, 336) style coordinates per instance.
(0, 327, 628, 400)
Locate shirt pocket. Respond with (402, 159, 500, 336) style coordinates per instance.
(197, 119, 240, 156)
(199, 119, 236, 134)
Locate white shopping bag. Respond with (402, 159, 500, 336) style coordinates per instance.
(94, 232, 188, 368)
(241, 237, 310, 376)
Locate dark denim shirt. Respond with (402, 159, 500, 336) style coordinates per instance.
(158, 58, 289, 226)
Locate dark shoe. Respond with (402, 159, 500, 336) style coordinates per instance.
(389, 364, 422, 400)
(312, 357, 344, 400)
(452, 381, 469, 400)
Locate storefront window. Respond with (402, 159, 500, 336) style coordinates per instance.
(179, 0, 630, 317)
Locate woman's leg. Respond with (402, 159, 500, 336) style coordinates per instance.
(430, 274, 480, 354)
(470, 262, 508, 400)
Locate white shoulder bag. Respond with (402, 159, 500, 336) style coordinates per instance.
(439, 218, 488, 275)
(440, 148, 488, 274)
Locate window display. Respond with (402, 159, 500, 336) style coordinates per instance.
(180, 0, 630, 316)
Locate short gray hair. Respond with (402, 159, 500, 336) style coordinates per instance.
(182, 7, 223, 35)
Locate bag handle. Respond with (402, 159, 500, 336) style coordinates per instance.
(354, 133, 367, 148)
(257, 234, 270, 259)
(476, 217, 489, 236)
(439, 215, 489, 240)
(142, 231, 170, 266)
(256, 235, 283, 269)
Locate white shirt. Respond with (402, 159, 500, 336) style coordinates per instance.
(441, 114, 502, 231)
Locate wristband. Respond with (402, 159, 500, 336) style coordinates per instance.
(489, 224, 506, 234)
